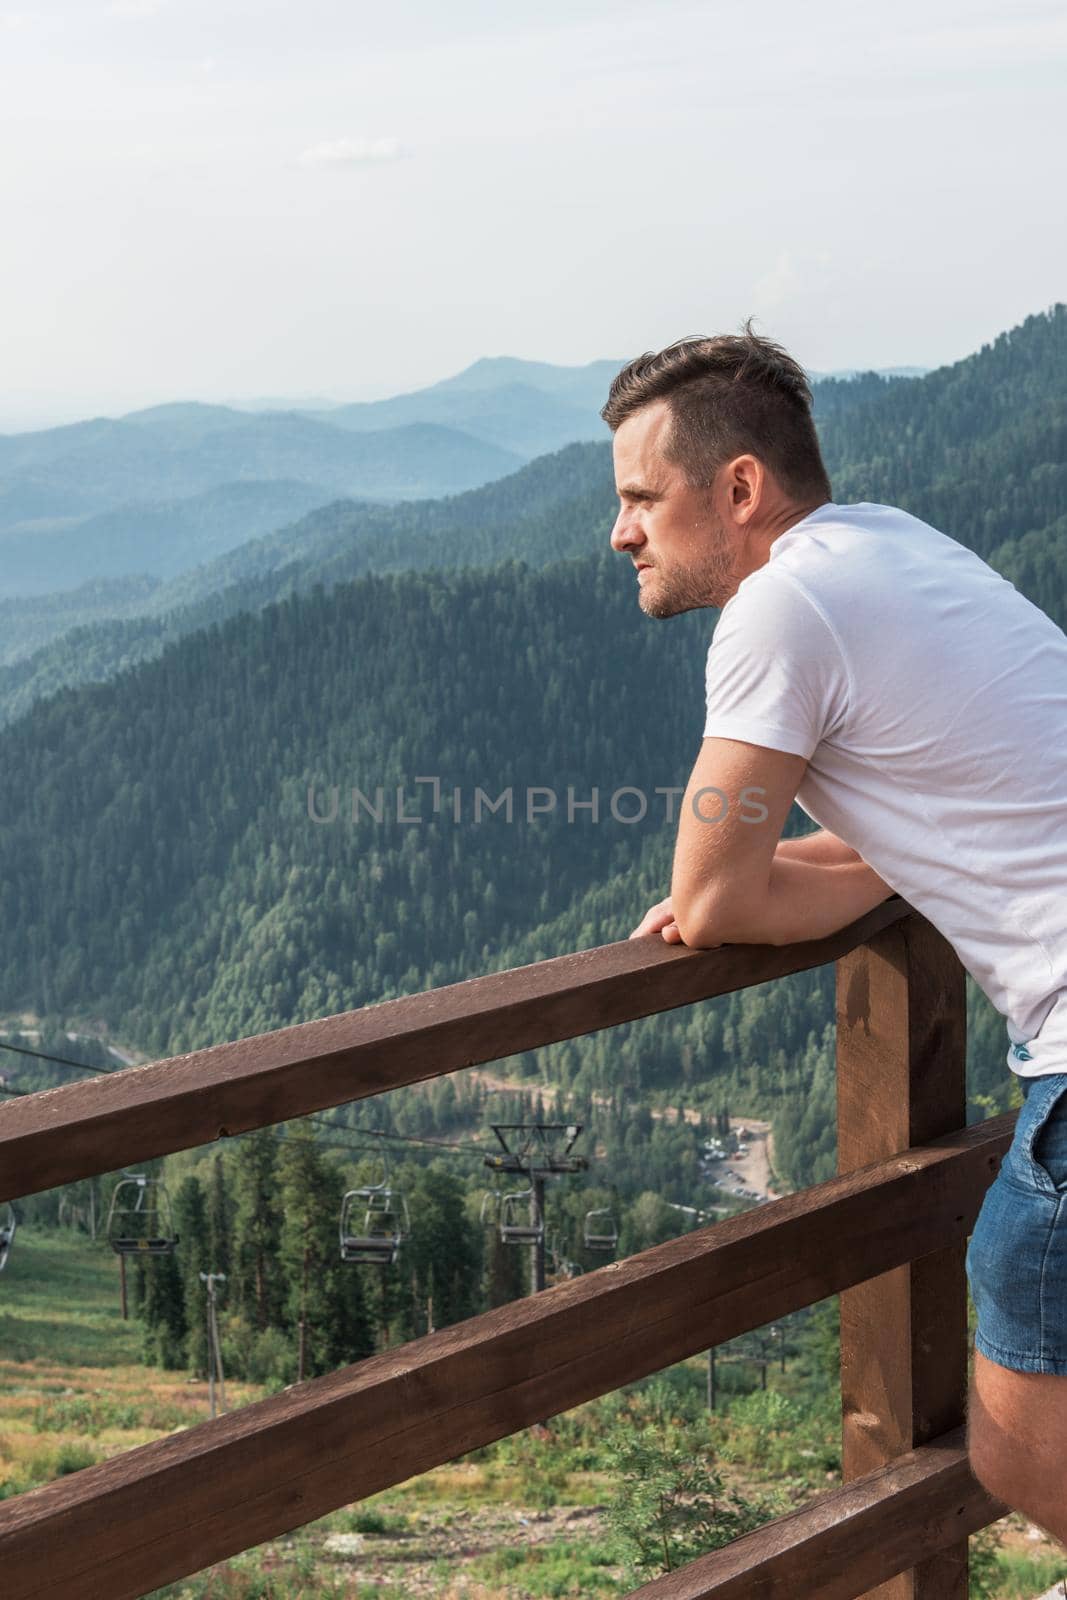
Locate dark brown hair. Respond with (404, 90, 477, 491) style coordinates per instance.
(601, 318, 831, 501)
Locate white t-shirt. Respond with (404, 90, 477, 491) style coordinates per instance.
(702, 499, 1067, 1079)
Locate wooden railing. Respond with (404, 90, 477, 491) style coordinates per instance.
(0, 898, 1012, 1599)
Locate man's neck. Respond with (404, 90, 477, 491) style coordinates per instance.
(728, 496, 830, 599)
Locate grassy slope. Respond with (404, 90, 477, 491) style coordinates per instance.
(0, 1229, 141, 1366)
(1, 1234, 1062, 1597)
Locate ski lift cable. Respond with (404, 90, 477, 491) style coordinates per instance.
(0, 1038, 123, 1074)
(307, 1114, 487, 1156)
(0, 1045, 488, 1159)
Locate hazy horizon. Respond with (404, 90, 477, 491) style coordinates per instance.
(0, 351, 938, 435)
(1, 1, 1062, 433)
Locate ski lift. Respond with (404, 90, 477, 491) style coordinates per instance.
(106, 1176, 178, 1256)
(0, 1204, 17, 1272)
(499, 1189, 543, 1246)
(583, 1208, 618, 1252)
(339, 1184, 410, 1266)
(479, 1189, 501, 1227)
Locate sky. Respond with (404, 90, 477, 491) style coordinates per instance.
(0, 0, 1063, 427)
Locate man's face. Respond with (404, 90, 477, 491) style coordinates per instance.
(609, 399, 738, 616)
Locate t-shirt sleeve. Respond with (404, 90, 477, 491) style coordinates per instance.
(702, 571, 851, 759)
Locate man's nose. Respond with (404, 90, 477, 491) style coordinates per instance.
(610, 510, 644, 554)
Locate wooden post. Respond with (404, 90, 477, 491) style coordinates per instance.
(836, 912, 969, 1600)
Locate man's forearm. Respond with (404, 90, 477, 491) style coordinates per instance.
(760, 856, 895, 944)
(775, 829, 861, 866)
(681, 856, 895, 949)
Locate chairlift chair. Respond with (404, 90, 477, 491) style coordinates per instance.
(479, 1190, 501, 1227)
(0, 1203, 16, 1272)
(106, 1176, 178, 1256)
(583, 1208, 618, 1252)
(499, 1189, 543, 1246)
(339, 1186, 410, 1266)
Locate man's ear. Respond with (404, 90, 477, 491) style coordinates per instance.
(721, 455, 763, 525)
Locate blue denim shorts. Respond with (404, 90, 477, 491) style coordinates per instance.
(966, 1072, 1067, 1374)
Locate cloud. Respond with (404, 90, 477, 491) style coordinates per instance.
(752, 252, 799, 313)
(751, 249, 833, 314)
(105, 0, 167, 15)
(297, 137, 403, 168)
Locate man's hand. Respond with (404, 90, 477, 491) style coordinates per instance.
(628, 895, 721, 946)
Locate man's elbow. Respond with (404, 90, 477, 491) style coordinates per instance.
(672, 888, 774, 949)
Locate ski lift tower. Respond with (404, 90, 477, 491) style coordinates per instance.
(483, 1124, 587, 1294)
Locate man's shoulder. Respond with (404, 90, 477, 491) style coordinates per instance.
(767, 499, 972, 589)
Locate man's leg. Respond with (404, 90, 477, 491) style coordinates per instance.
(968, 1348, 1067, 1545)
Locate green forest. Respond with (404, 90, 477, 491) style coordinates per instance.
(1, 306, 1065, 1597)
(0, 304, 1063, 1211)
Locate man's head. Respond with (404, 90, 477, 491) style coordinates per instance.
(603, 322, 831, 616)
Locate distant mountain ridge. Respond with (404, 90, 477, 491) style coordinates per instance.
(0, 479, 337, 600)
(0, 305, 1060, 731)
(0, 357, 622, 600)
(0, 414, 523, 535)
(0, 353, 929, 600)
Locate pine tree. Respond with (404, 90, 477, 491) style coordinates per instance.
(173, 1174, 210, 1376)
(278, 1125, 373, 1378)
(140, 1252, 187, 1370)
(207, 1152, 233, 1279)
(231, 1130, 285, 1332)
(406, 1165, 483, 1329)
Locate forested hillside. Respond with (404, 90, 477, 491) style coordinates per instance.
(3, 309, 1062, 727)
(0, 442, 616, 725)
(0, 306, 1062, 1198)
(818, 305, 1066, 571)
(0, 479, 334, 602)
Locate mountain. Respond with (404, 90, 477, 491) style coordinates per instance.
(306, 382, 606, 459)
(0, 480, 337, 601)
(0, 577, 163, 671)
(426, 355, 625, 406)
(0, 359, 621, 603)
(817, 306, 1066, 565)
(0, 356, 936, 605)
(0, 442, 616, 724)
(0, 309, 1063, 728)
(0, 415, 523, 535)
(813, 365, 928, 381)
(0, 548, 711, 1055)
(0, 307, 1062, 1168)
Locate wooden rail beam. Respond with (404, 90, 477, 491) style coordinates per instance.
(0, 1116, 1010, 1600)
(0, 899, 911, 1202)
(624, 1425, 1006, 1599)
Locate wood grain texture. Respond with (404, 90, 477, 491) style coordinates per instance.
(0, 1118, 1011, 1600)
(836, 917, 973, 1600)
(0, 899, 911, 1203)
(624, 1426, 1006, 1599)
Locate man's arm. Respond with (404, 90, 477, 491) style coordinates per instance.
(775, 829, 862, 866)
(645, 738, 893, 949)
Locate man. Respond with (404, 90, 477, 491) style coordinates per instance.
(604, 325, 1067, 1542)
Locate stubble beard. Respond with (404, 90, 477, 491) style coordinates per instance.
(637, 515, 739, 618)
